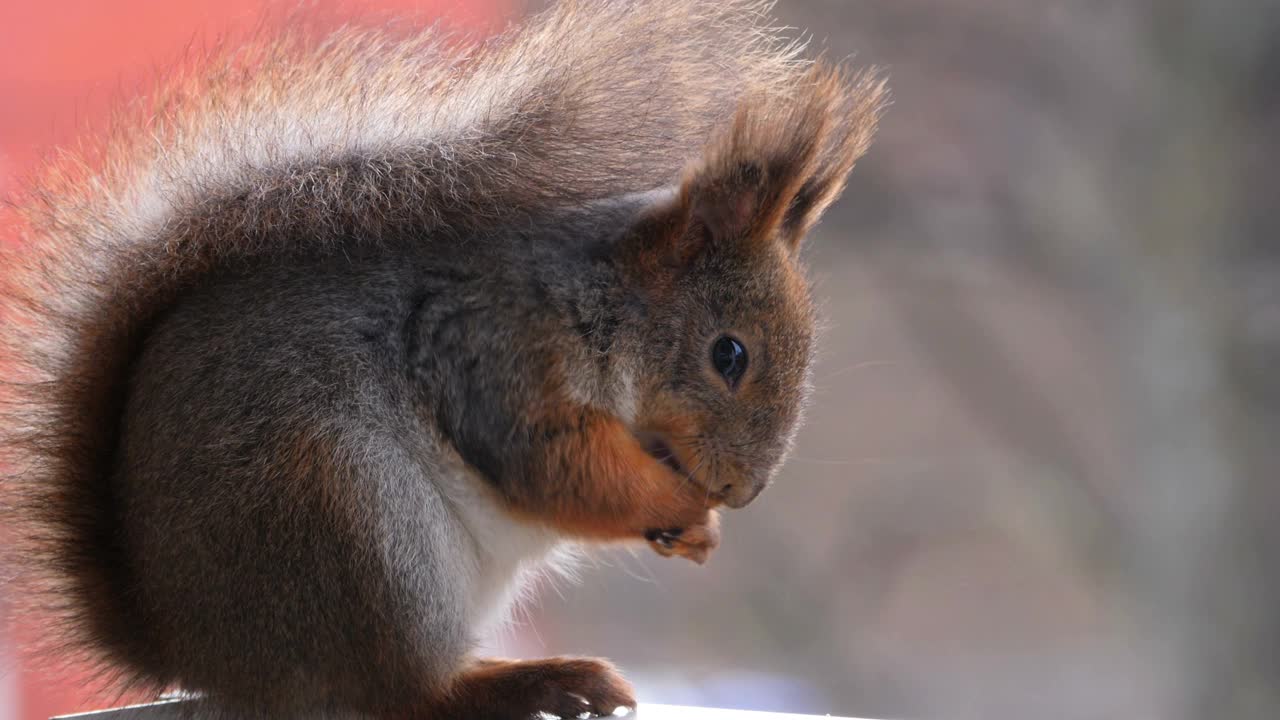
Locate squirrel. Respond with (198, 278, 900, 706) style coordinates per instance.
(0, 1, 884, 718)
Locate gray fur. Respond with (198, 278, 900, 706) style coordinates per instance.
(110, 200, 653, 716)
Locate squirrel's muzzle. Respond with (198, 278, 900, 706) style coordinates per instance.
(714, 478, 767, 509)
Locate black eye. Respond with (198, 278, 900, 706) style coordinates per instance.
(711, 335, 748, 387)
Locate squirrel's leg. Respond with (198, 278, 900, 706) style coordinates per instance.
(506, 406, 721, 563)
(406, 657, 635, 720)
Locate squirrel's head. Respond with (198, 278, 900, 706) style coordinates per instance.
(614, 65, 884, 508)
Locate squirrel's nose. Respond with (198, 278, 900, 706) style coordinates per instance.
(715, 478, 767, 509)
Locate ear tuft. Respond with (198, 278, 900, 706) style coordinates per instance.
(686, 60, 888, 250)
(616, 59, 887, 283)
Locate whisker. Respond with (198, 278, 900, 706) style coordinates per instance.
(615, 547, 660, 585)
(732, 450, 771, 463)
(814, 359, 895, 383)
(674, 453, 709, 493)
(786, 456, 934, 467)
(705, 453, 722, 504)
(685, 455, 708, 484)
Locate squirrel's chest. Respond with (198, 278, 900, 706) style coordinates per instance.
(435, 457, 565, 633)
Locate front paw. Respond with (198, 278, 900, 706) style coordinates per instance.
(645, 509, 720, 564)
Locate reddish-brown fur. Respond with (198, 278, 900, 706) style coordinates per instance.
(421, 657, 635, 720)
(501, 403, 721, 562)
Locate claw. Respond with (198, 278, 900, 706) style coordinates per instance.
(644, 528, 683, 548)
(644, 513, 719, 564)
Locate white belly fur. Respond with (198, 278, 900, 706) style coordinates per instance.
(435, 456, 566, 635)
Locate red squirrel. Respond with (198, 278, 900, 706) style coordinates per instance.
(0, 1, 885, 717)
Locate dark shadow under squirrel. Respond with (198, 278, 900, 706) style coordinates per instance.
(0, 1, 885, 717)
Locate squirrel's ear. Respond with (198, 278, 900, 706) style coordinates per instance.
(685, 62, 886, 252)
(619, 63, 885, 277)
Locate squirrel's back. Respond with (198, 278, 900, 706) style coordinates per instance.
(0, 0, 885, 709)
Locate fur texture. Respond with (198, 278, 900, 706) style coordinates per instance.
(0, 0, 885, 716)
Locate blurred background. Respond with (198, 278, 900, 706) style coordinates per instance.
(2, 1, 1278, 719)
